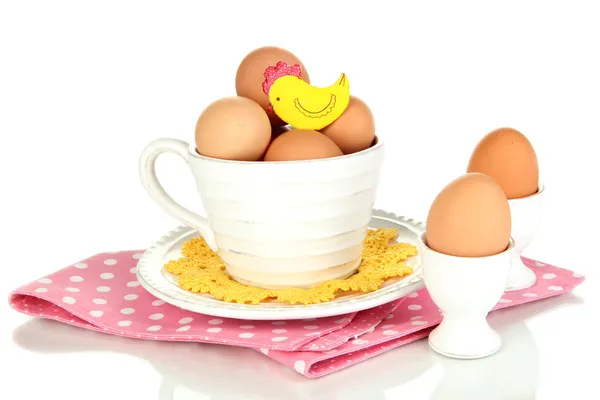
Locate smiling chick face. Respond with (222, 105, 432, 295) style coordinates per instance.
(268, 74, 350, 131)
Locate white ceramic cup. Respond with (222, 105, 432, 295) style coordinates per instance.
(505, 184, 544, 291)
(138, 137, 384, 289)
(418, 232, 514, 359)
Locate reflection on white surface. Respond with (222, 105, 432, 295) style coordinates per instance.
(384, 363, 443, 400)
(12, 293, 582, 400)
(430, 317, 540, 399)
(171, 385, 211, 400)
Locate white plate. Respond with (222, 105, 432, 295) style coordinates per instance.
(136, 209, 426, 320)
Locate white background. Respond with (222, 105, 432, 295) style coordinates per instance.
(1, 1, 598, 399)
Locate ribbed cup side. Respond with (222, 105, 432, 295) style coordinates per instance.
(189, 143, 384, 288)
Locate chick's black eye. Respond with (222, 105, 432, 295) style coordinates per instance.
(276, 97, 280, 101)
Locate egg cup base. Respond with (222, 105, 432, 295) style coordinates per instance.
(428, 315, 501, 359)
(505, 255, 537, 291)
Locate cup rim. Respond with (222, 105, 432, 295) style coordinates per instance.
(188, 135, 384, 165)
(508, 183, 545, 201)
(417, 232, 515, 260)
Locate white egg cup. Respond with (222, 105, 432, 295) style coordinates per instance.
(505, 184, 544, 291)
(418, 233, 514, 359)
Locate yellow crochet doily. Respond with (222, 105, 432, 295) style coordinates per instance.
(164, 228, 418, 305)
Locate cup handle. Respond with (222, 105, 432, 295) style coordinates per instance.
(138, 138, 218, 251)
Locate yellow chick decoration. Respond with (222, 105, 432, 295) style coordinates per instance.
(262, 61, 350, 130)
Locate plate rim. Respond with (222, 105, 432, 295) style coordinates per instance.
(136, 209, 426, 320)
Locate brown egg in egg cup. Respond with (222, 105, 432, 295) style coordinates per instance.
(467, 127, 544, 291)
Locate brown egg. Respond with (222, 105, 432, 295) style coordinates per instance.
(194, 96, 271, 161)
(235, 46, 310, 127)
(264, 130, 343, 162)
(321, 96, 375, 154)
(467, 127, 539, 199)
(426, 173, 511, 257)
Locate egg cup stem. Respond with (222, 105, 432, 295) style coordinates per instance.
(505, 184, 544, 291)
(429, 313, 501, 359)
(505, 255, 537, 291)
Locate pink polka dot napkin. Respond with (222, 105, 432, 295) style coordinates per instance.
(8, 252, 585, 379)
(8, 251, 393, 351)
(295, 299, 403, 351)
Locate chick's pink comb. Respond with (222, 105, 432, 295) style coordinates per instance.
(262, 61, 303, 95)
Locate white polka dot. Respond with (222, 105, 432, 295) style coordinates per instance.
(133, 253, 143, 259)
(304, 325, 319, 330)
(147, 325, 162, 332)
(124, 294, 138, 301)
(498, 299, 512, 304)
(239, 325, 254, 329)
(408, 304, 422, 310)
(412, 320, 427, 326)
(294, 360, 306, 374)
(208, 319, 223, 325)
(62, 297, 76, 304)
(97, 286, 111, 292)
(238, 332, 255, 338)
(542, 273, 557, 280)
(383, 330, 398, 335)
(335, 318, 349, 324)
(206, 327, 221, 333)
(117, 320, 132, 327)
(272, 321, 286, 325)
(548, 286, 563, 291)
(149, 313, 164, 320)
(272, 336, 288, 342)
(352, 339, 369, 345)
(381, 324, 395, 329)
(272, 329, 287, 333)
(535, 261, 546, 267)
(100, 273, 114, 280)
(129, 267, 137, 274)
(410, 316, 423, 320)
(384, 314, 394, 320)
(260, 348, 269, 355)
(127, 281, 140, 287)
(176, 326, 191, 332)
(38, 278, 52, 284)
(34, 287, 48, 293)
(523, 293, 537, 297)
(152, 300, 165, 306)
(573, 272, 583, 278)
(70, 276, 84, 282)
(65, 287, 80, 292)
(179, 317, 193, 324)
(92, 298, 107, 305)
(304, 332, 321, 336)
(74, 262, 88, 269)
(104, 259, 117, 265)
(90, 310, 103, 317)
(408, 292, 419, 298)
(120, 308, 135, 315)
